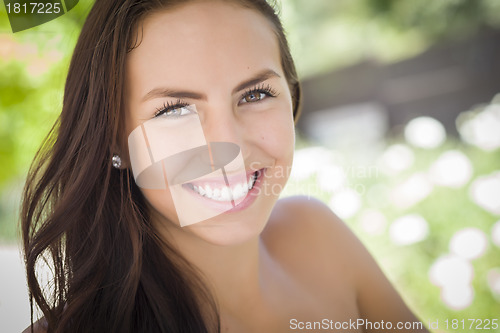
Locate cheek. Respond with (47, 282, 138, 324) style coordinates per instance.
(252, 107, 295, 160)
(141, 187, 180, 224)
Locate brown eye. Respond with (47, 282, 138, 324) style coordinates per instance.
(239, 85, 278, 105)
(243, 92, 265, 103)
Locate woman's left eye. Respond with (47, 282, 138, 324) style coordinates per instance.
(242, 92, 267, 103)
(239, 85, 278, 105)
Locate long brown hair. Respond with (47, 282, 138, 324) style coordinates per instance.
(21, 0, 301, 332)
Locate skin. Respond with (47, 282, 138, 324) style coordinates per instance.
(124, 1, 294, 247)
(25, 1, 429, 332)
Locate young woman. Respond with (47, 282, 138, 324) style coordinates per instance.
(22, 0, 429, 332)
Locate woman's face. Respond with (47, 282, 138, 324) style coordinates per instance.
(125, 1, 295, 245)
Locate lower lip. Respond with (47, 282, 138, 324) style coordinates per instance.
(182, 168, 265, 213)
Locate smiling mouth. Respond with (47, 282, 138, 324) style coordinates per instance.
(183, 169, 261, 202)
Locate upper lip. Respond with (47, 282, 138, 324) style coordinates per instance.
(183, 169, 261, 188)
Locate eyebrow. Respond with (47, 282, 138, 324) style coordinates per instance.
(140, 69, 281, 103)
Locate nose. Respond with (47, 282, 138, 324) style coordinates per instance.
(201, 103, 243, 147)
(200, 103, 251, 169)
(197, 103, 249, 180)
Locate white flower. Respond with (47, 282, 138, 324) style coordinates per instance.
(469, 172, 500, 215)
(329, 188, 362, 219)
(405, 116, 446, 149)
(429, 150, 473, 188)
(458, 103, 500, 151)
(390, 172, 433, 209)
(389, 214, 429, 245)
(379, 144, 414, 174)
(449, 228, 488, 260)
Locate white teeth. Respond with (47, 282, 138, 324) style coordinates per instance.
(198, 186, 206, 196)
(233, 183, 244, 199)
(205, 185, 213, 198)
(220, 187, 231, 201)
(188, 171, 259, 201)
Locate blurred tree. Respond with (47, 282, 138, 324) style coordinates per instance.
(281, 0, 500, 77)
(0, 1, 89, 239)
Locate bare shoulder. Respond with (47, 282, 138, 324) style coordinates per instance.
(262, 195, 353, 252)
(262, 196, 428, 331)
(263, 195, 358, 256)
(261, 196, 360, 292)
(263, 195, 384, 281)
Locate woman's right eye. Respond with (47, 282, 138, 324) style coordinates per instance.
(154, 102, 192, 118)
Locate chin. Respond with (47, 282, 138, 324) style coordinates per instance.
(182, 204, 272, 246)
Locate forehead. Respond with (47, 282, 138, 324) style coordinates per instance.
(126, 1, 282, 95)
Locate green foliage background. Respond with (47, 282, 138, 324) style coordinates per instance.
(0, 0, 92, 240)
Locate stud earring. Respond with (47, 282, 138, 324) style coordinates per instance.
(112, 154, 122, 169)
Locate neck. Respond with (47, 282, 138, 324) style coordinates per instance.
(158, 220, 269, 316)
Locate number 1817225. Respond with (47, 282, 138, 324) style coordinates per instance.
(444, 319, 498, 330)
(5, 2, 61, 14)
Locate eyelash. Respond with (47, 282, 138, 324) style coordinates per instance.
(154, 99, 190, 118)
(153, 84, 279, 118)
(240, 83, 279, 103)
